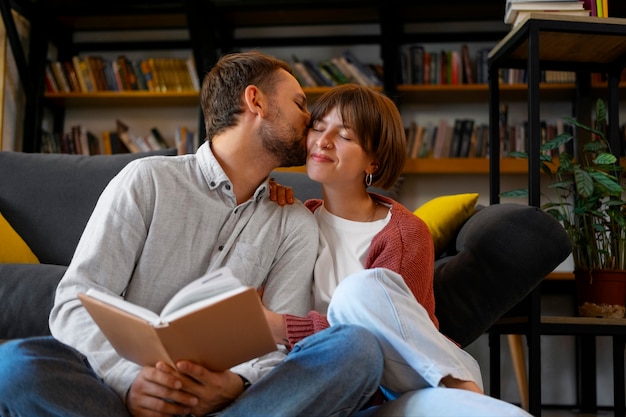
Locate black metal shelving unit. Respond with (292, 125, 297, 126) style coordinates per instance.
(487, 13, 626, 417)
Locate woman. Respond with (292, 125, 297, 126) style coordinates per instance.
(265, 83, 482, 400)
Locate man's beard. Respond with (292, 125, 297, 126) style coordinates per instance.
(260, 109, 307, 168)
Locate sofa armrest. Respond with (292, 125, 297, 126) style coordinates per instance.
(433, 203, 572, 347)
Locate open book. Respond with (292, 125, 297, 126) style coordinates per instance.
(78, 267, 277, 371)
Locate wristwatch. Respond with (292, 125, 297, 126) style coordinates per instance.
(237, 373, 251, 391)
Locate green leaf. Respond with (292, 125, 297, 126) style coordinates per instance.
(500, 189, 528, 198)
(508, 151, 527, 159)
(573, 167, 594, 198)
(593, 152, 617, 165)
(589, 171, 624, 195)
(564, 117, 606, 140)
(541, 132, 573, 152)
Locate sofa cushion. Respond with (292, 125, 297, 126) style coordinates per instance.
(0, 263, 67, 338)
(0, 149, 177, 266)
(0, 211, 39, 263)
(433, 203, 572, 347)
(413, 193, 479, 257)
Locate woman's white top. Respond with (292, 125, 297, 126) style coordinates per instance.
(312, 203, 390, 314)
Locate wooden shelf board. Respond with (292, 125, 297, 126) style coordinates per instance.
(490, 14, 626, 70)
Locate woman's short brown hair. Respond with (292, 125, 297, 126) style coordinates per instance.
(309, 84, 406, 190)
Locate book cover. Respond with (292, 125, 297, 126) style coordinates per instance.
(44, 64, 59, 93)
(409, 45, 424, 85)
(460, 44, 474, 84)
(320, 59, 350, 85)
(51, 61, 71, 93)
(331, 56, 363, 85)
(102, 59, 120, 91)
(303, 59, 334, 86)
(186, 56, 201, 91)
(62, 61, 81, 92)
(85, 56, 105, 92)
(150, 127, 170, 149)
(449, 118, 465, 157)
(458, 119, 475, 158)
(139, 60, 155, 91)
(78, 267, 277, 371)
(116, 120, 142, 153)
(342, 50, 382, 86)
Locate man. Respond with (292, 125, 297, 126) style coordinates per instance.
(0, 51, 383, 417)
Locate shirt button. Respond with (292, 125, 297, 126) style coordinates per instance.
(225, 184, 231, 190)
(218, 245, 224, 251)
(210, 181, 216, 187)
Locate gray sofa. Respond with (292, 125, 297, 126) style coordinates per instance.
(0, 150, 571, 349)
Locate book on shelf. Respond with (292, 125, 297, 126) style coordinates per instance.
(116, 120, 142, 153)
(409, 45, 425, 85)
(458, 119, 476, 158)
(175, 125, 197, 154)
(291, 56, 317, 87)
(405, 121, 417, 158)
(78, 266, 277, 370)
(449, 119, 465, 157)
(510, 9, 591, 25)
(44, 63, 59, 93)
(303, 59, 335, 86)
(505, 0, 589, 24)
(102, 131, 130, 154)
(72, 56, 92, 92)
(51, 61, 71, 93)
(342, 50, 383, 87)
(320, 59, 351, 85)
(150, 127, 170, 149)
(62, 61, 81, 92)
(460, 44, 474, 84)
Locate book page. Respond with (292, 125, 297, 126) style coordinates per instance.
(160, 267, 244, 317)
(162, 286, 249, 323)
(83, 289, 160, 324)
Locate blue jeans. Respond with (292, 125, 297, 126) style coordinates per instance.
(0, 324, 383, 417)
(0, 336, 131, 417)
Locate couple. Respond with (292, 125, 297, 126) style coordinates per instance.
(0, 51, 529, 417)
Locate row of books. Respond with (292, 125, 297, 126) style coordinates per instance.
(291, 50, 383, 88)
(39, 121, 197, 156)
(405, 116, 578, 160)
(498, 68, 577, 84)
(44, 55, 201, 94)
(399, 44, 486, 86)
(405, 119, 490, 159)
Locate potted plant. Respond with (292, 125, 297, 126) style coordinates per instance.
(502, 98, 626, 318)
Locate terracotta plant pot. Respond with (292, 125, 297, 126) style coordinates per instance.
(575, 269, 626, 318)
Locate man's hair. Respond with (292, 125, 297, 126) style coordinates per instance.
(309, 84, 407, 190)
(200, 51, 294, 141)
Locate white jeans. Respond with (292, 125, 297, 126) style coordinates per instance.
(327, 267, 483, 397)
(356, 388, 532, 417)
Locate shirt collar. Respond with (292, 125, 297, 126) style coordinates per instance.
(197, 141, 271, 202)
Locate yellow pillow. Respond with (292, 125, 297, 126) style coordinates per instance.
(414, 193, 479, 256)
(0, 211, 39, 263)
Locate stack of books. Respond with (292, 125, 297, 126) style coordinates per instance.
(505, 0, 591, 26)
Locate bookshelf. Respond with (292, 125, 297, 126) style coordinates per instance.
(2, 0, 626, 408)
(488, 13, 626, 416)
